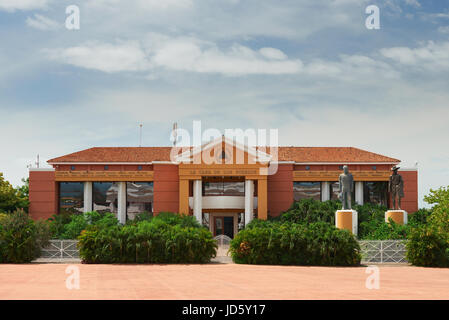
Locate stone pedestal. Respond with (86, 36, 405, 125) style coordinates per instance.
(335, 210, 358, 235)
(385, 210, 408, 225)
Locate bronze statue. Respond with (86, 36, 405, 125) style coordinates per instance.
(389, 166, 404, 210)
(339, 165, 354, 210)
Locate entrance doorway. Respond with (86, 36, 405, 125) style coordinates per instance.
(207, 212, 240, 238)
(213, 216, 234, 238)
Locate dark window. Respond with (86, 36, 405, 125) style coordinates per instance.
(203, 181, 245, 196)
(364, 182, 388, 207)
(71, 165, 75, 171)
(293, 182, 321, 201)
(59, 182, 84, 215)
(104, 165, 109, 170)
(372, 166, 377, 171)
(93, 182, 119, 217)
(305, 166, 310, 171)
(330, 181, 355, 202)
(138, 165, 143, 171)
(126, 182, 153, 220)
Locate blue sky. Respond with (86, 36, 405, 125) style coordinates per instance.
(1, 0, 449, 208)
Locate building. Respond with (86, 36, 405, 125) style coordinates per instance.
(29, 137, 418, 238)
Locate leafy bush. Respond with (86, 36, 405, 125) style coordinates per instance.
(360, 219, 410, 240)
(0, 210, 51, 263)
(49, 211, 119, 239)
(277, 199, 424, 240)
(406, 225, 449, 267)
(276, 199, 340, 225)
(78, 212, 217, 264)
(130, 211, 153, 223)
(0, 175, 29, 213)
(230, 220, 361, 266)
(406, 187, 449, 267)
(408, 208, 432, 228)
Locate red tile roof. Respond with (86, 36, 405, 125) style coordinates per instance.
(48, 146, 400, 163)
(275, 147, 400, 163)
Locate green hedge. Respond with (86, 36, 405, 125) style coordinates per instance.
(77, 212, 217, 264)
(48, 211, 120, 239)
(229, 220, 361, 266)
(0, 210, 51, 263)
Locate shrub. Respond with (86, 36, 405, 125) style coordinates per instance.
(49, 211, 119, 239)
(406, 225, 449, 267)
(360, 219, 409, 240)
(406, 187, 449, 267)
(0, 210, 51, 263)
(277, 199, 340, 225)
(77, 212, 217, 264)
(277, 199, 422, 240)
(48, 213, 72, 238)
(408, 208, 432, 228)
(229, 220, 361, 266)
(130, 211, 153, 223)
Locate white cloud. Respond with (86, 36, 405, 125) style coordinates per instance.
(380, 41, 449, 71)
(0, 0, 50, 12)
(26, 14, 59, 31)
(259, 48, 288, 60)
(46, 36, 303, 76)
(304, 54, 399, 80)
(45, 34, 407, 80)
(438, 26, 449, 34)
(404, 0, 421, 8)
(86, 0, 193, 10)
(45, 41, 151, 73)
(149, 38, 303, 75)
(432, 13, 449, 19)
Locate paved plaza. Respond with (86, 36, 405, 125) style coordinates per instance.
(1, 263, 448, 300)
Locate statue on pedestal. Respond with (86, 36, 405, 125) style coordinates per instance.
(389, 166, 404, 210)
(339, 165, 354, 210)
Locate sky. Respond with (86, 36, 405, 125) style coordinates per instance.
(0, 0, 448, 208)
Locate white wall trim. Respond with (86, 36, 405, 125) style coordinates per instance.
(29, 168, 55, 172)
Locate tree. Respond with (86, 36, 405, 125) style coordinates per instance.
(0, 174, 29, 213)
(15, 178, 29, 213)
(424, 186, 449, 235)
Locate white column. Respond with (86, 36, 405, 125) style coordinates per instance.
(355, 181, 364, 205)
(321, 182, 330, 202)
(193, 180, 202, 224)
(245, 180, 254, 226)
(83, 181, 93, 213)
(117, 182, 127, 224)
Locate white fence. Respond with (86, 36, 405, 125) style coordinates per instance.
(40, 240, 79, 259)
(39, 239, 408, 263)
(359, 240, 407, 263)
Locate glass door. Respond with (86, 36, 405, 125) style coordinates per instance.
(214, 216, 234, 238)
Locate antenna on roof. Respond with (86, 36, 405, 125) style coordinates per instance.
(139, 124, 143, 147)
(172, 122, 178, 146)
(35, 154, 40, 168)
